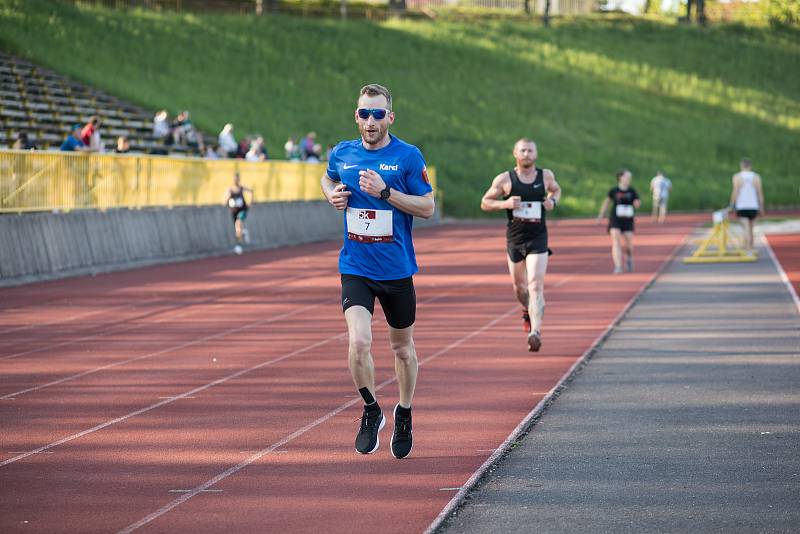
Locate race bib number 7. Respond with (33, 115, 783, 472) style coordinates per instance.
(616, 204, 634, 218)
(513, 201, 542, 221)
(346, 207, 394, 243)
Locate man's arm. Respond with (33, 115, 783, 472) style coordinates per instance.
(543, 169, 561, 211)
(244, 186, 255, 205)
(730, 174, 740, 208)
(356, 169, 434, 219)
(597, 197, 610, 222)
(321, 174, 351, 211)
(480, 172, 515, 212)
(755, 174, 765, 214)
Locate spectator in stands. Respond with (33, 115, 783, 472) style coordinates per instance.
(172, 111, 187, 145)
(153, 110, 170, 142)
(205, 144, 220, 159)
(219, 123, 238, 158)
(115, 136, 130, 153)
(180, 111, 203, 153)
(81, 116, 104, 152)
(301, 131, 317, 160)
(60, 124, 88, 152)
(255, 136, 269, 160)
(12, 132, 37, 150)
(245, 137, 267, 162)
(284, 136, 302, 161)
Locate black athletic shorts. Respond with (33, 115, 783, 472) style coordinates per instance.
(608, 216, 634, 233)
(341, 274, 416, 330)
(507, 235, 550, 263)
(230, 208, 248, 224)
(736, 209, 758, 220)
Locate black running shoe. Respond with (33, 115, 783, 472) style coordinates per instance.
(528, 331, 542, 352)
(355, 406, 385, 454)
(522, 311, 531, 333)
(391, 404, 413, 459)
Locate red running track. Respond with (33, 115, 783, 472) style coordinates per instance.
(0, 216, 702, 534)
(766, 233, 800, 305)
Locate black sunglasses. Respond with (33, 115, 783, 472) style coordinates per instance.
(357, 108, 388, 120)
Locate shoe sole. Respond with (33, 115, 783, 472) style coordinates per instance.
(356, 414, 385, 455)
(528, 333, 542, 352)
(391, 404, 413, 459)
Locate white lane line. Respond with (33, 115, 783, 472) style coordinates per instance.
(116, 306, 517, 534)
(0, 330, 345, 469)
(0, 300, 326, 401)
(423, 232, 692, 534)
(167, 489, 223, 493)
(0, 265, 338, 362)
(0, 283, 478, 466)
(761, 234, 800, 315)
(0, 297, 163, 336)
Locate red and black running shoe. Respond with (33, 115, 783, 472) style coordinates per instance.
(522, 311, 532, 333)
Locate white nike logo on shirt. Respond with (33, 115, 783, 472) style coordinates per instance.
(343, 164, 358, 169)
(533, 183, 543, 188)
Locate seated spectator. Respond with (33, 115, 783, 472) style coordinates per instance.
(301, 131, 317, 160)
(181, 111, 203, 153)
(305, 142, 323, 163)
(153, 109, 170, 141)
(218, 123, 238, 158)
(255, 136, 269, 160)
(12, 132, 37, 150)
(81, 116, 103, 152)
(115, 136, 130, 153)
(237, 138, 249, 159)
(284, 136, 301, 161)
(245, 137, 267, 162)
(205, 144, 220, 159)
(61, 124, 88, 152)
(172, 111, 187, 145)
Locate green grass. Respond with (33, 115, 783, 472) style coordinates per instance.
(1, 0, 798, 216)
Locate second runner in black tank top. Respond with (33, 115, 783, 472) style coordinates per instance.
(506, 168, 547, 245)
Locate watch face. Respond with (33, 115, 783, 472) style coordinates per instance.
(381, 187, 390, 200)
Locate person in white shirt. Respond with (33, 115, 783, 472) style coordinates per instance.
(729, 158, 765, 253)
(218, 123, 238, 158)
(153, 110, 170, 141)
(649, 170, 672, 223)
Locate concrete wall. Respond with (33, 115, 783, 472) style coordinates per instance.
(0, 201, 440, 287)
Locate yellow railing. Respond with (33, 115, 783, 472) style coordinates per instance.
(0, 150, 437, 213)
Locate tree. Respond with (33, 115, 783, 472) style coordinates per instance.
(543, 0, 551, 26)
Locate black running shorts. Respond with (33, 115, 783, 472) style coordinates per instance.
(736, 209, 758, 220)
(608, 216, 634, 233)
(507, 239, 551, 263)
(341, 274, 416, 330)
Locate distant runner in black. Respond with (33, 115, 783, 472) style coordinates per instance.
(224, 172, 253, 255)
(480, 138, 562, 352)
(597, 169, 640, 274)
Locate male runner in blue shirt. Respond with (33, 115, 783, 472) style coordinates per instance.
(321, 84, 434, 459)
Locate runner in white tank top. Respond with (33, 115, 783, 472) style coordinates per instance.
(729, 158, 765, 253)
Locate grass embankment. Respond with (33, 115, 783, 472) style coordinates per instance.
(1, 0, 798, 216)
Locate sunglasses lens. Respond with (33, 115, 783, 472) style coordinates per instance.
(357, 108, 386, 120)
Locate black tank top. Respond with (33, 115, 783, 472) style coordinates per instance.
(506, 168, 547, 243)
(228, 187, 247, 210)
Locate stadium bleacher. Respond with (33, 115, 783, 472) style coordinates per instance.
(0, 52, 210, 154)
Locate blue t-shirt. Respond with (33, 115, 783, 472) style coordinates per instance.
(60, 135, 84, 151)
(326, 134, 432, 280)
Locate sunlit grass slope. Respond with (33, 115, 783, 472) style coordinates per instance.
(1, 0, 798, 216)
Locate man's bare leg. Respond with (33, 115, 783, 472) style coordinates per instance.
(389, 324, 417, 409)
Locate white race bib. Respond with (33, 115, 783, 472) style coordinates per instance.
(616, 204, 634, 218)
(346, 207, 393, 243)
(228, 197, 244, 208)
(513, 201, 542, 221)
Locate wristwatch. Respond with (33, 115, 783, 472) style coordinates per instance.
(380, 185, 392, 200)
